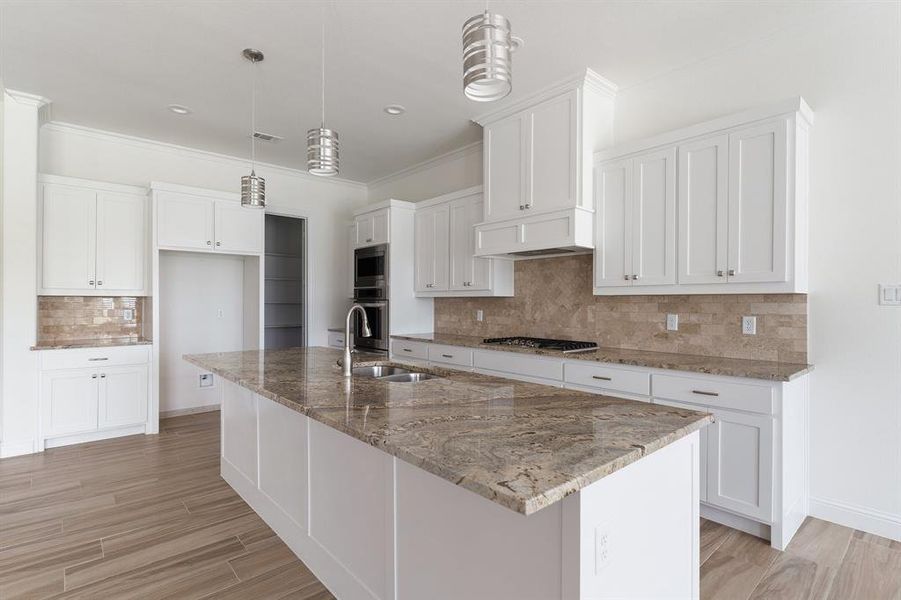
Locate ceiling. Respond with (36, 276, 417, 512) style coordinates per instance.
(1, 1, 839, 183)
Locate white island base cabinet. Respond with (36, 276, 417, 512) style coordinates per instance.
(219, 378, 700, 600)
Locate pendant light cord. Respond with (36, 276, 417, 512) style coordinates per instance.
(320, 19, 326, 128)
(250, 57, 257, 171)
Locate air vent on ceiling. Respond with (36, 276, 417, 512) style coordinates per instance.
(252, 131, 284, 143)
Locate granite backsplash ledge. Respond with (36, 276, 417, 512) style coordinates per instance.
(37, 296, 147, 344)
(434, 254, 808, 364)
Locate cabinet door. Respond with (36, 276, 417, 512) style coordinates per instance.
(594, 159, 632, 288)
(727, 119, 788, 283)
(222, 381, 259, 486)
(96, 192, 147, 294)
(156, 192, 214, 250)
(631, 147, 676, 286)
(370, 210, 389, 245)
(40, 184, 97, 292)
(527, 91, 577, 212)
(214, 200, 263, 254)
(484, 116, 526, 221)
(678, 135, 729, 284)
(467, 196, 491, 290)
(707, 409, 773, 521)
(98, 364, 148, 429)
(448, 195, 489, 291)
(40, 369, 99, 437)
(414, 206, 449, 292)
(354, 214, 374, 246)
(654, 398, 708, 503)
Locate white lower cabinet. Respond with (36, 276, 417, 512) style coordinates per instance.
(390, 337, 808, 550)
(222, 381, 259, 486)
(38, 345, 151, 447)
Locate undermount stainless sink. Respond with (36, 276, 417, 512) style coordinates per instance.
(352, 366, 411, 378)
(377, 372, 438, 383)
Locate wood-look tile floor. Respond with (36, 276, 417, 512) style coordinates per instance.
(2, 411, 899, 599)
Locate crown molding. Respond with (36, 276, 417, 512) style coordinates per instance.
(41, 121, 368, 190)
(366, 141, 483, 188)
(5, 88, 52, 107)
(472, 68, 618, 126)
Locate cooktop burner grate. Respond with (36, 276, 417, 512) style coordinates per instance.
(482, 336, 598, 354)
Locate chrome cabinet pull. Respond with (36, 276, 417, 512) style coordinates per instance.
(624, 275, 630, 281)
(519, 204, 525, 210)
(366, 237, 373, 243)
(88, 357, 108, 361)
(97, 281, 103, 286)
(692, 390, 719, 397)
(402, 348, 412, 352)
(206, 240, 212, 246)
(728, 269, 735, 276)
(441, 354, 454, 359)
(216, 241, 221, 247)
(89, 280, 95, 286)
(100, 373, 107, 378)
(717, 270, 724, 277)
(631, 274, 638, 280)
(592, 375, 612, 381)
(524, 203, 531, 209)
(91, 374, 98, 379)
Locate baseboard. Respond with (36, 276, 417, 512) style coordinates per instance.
(160, 404, 220, 419)
(0, 439, 37, 458)
(700, 503, 771, 541)
(44, 424, 147, 449)
(809, 496, 901, 542)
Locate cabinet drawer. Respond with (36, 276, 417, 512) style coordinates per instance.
(652, 373, 773, 414)
(40, 345, 151, 371)
(564, 362, 650, 396)
(473, 349, 563, 381)
(427, 344, 473, 368)
(391, 339, 430, 361)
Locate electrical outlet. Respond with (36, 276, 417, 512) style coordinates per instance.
(476, 309, 484, 322)
(666, 313, 679, 331)
(123, 309, 134, 320)
(878, 284, 901, 306)
(594, 524, 611, 573)
(742, 316, 757, 335)
(217, 308, 224, 318)
(199, 373, 214, 388)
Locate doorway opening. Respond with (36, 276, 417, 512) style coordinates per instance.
(264, 214, 307, 348)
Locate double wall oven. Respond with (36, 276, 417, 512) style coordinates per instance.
(353, 244, 389, 352)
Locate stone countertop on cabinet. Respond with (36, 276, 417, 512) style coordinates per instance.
(184, 347, 711, 516)
(391, 333, 813, 382)
(31, 337, 153, 351)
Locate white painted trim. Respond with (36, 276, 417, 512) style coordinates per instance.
(414, 185, 483, 210)
(0, 439, 37, 458)
(700, 503, 772, 540)
(473, 68, 619, 126)
(38, 173, 147, 196)
(41, 121, 368, 190)
(365, 142, 483, 189)
(809, 496, 901, 543)
(160, 404, 220, 419)
(43, 423, 148, 449)
(353, 198, 416, 216)
(5, 88, 51, 107)
(594, 96, 813, 163)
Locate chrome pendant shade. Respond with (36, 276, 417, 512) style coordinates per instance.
(462, 10, 514, 102)
(307, 127, 339, 176)
(241, 48, 265, 208)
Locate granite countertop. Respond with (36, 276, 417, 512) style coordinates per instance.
(31, 337, 153, 351)
(184, 347, 711, 515)
(392, 333, 813, 382)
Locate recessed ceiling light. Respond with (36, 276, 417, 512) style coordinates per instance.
(167, 104, 192, 115)
(384, 104, 406, 116)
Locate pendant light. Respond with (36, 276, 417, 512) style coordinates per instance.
(462, 8, 516, 102)
(241, 48, 266, 208)
(307, 20, 339, 176)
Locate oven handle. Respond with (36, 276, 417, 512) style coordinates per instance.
(356, 303, 387, 308)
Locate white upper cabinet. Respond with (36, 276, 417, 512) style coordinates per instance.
(39, 176, 148, 296)
(727, 119, 788, 284)
(474, 70, 617, 257)
(414, 204, 449, 292)
(594, 147, 676, 289)
(594, 97, 811, 295)
(154, 184, 262, 255)
(354, 208, 390, 248)
(678, 134, 729, 284)
(414, 188, 513, 297)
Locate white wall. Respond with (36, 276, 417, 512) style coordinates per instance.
(366, 142, 482, 203)
(0, 92, 43, 457)
(366, 4, 901, 538)
(158, 252, 246, 414)
(39, 123, 368, 344)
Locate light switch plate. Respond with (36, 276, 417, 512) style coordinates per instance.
(878, 284, 901, 306)
(742, 316, 757, 335)
(476, 309, 484, 322)
(666, 314, 679, 331)
(199, 373, 214, 388)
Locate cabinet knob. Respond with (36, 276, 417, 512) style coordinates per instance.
(624, 275, 630, 281)
(206, 240, 212, 246)
(631, 274, 638, 280)
(728, 269, 735, 276)
(89, 280, 95, 286)
(216, 241, 221, 247)
(717, 270, 724, 277)
(524, 203, 531, 209)
(519, 205, 525, 210)
(97, 281, 103, 286)
(91, 374, 98, 379)
(366, 238, 373, 243)
(100, 373, 107, 378)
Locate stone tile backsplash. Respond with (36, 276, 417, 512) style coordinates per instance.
(37, 296, 146, 344)
(434, 254, 808, 363)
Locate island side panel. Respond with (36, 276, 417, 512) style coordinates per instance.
(577, 431, 700, 600)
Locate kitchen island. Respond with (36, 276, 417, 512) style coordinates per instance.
(185, 347, 711, 600)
